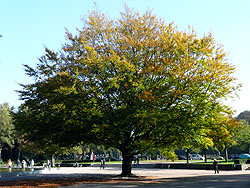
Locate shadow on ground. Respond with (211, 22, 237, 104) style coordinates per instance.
(0, 173, 250, 188)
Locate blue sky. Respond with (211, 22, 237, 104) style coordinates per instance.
(0, 0, 250, 116)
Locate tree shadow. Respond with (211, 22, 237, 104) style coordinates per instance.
(0, 172, 250, 188)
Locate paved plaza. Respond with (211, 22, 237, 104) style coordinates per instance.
(0, 166, 250, 187)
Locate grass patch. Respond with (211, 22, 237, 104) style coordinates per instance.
(194, 160, 234, 165)
(52, 159, 235, 166)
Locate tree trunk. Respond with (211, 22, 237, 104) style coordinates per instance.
(121, 151, 133, 176)
(225, 143, 228, 162)
(108, 151, 111, 162)
(74, 151, 77, 160)
(0, 146, 2, 160)
(204, 149, 207, 163)
(17, 148, 21, 161)
(186, 149, 190, 164)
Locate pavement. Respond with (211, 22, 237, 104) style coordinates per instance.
(1, 166, 250, 187)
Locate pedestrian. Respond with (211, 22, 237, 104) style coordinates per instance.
(213, 158, 219, 174)
(21, 159, 26, 169)
(47, 160, 51, 170)
(134, 156, 137, 165)
(100, 157, 105, 169)
(7, 159, 12, 168)
(31, 159, 34, 168)
(26, 159, 30, 168)
(17, 159, 20, 168)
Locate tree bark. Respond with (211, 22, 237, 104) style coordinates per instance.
(17, 148, 21, 161)
(186, 149, 190, 164)
(108, 151, 111, 162)
(204, 149, 207, 163)
(121, 151, 133, 176)
(0, 146, 2, 160)
(52, 154, 55, 167)
(225, 143, 228, 162)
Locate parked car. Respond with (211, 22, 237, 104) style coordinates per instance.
(190, 154, 204, 160)
(211, 155, 224, 160)
(229, 154, 239, 159)
(178, 155, 187, 160)
(239, 154, 250, 159)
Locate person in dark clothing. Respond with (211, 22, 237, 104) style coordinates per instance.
(213, 159, 219, 174)
(100, 157, 105, 169)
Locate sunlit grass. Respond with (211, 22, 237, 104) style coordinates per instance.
(53, 159, 235, 165)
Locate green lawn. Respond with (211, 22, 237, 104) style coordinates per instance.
(53, 159, 235, 165)
(191, 160, 234, 164)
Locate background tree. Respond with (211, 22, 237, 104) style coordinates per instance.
(178, 114, 240, 163)
(226, 111, 250, 155)
(233, 120, 250, 153)
(15, 7, 240, 176)
(208, 115, 240, 161)
(238, 111, 250, 125)
(0, 102, 14, 160)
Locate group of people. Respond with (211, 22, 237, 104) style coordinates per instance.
(20, 159, 35, 168)
(5, 156, 219, 173)
(7, 159, 34, 168)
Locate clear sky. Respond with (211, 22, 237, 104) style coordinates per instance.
(0, 0, 249, 116)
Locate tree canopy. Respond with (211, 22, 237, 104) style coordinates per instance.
(15, 7, 240, 176)
(0, 103, 14, 159)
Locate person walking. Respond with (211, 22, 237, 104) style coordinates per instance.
(21, 159, 26, 169)
(136, 157, 140, 165)
(134, 156, 137, 165)
(17, 159, 20, 168)
(7, 159, 12, 168)
(213, 159, 219, 174)
(31, 159, 34, 168)
(47, 160, 51, 170)
(100, 156, 105, 169)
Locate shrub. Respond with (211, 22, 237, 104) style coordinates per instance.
(234, 159, 250, 164)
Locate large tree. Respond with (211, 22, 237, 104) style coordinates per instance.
(0, 103, 14, 159)
(15, 7, 240, 176)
